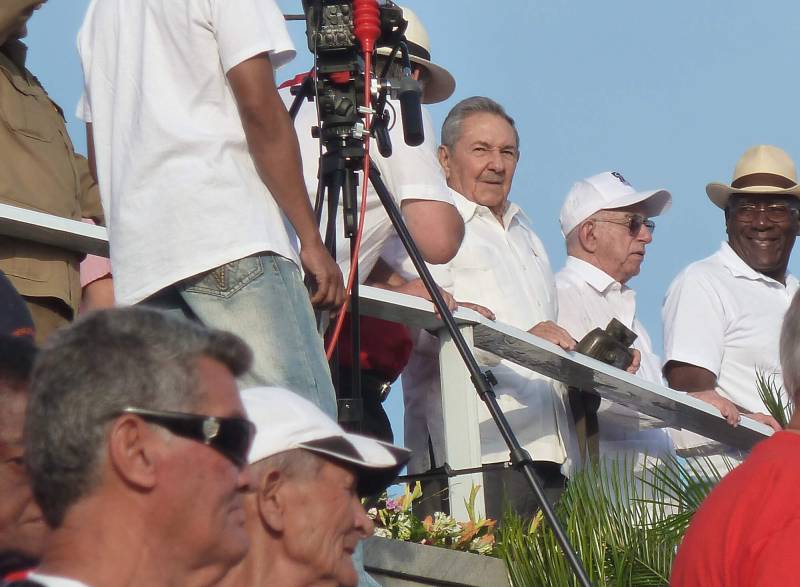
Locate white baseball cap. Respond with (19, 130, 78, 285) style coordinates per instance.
(559, 171, 672, 237)
(241, 387, 410, 495)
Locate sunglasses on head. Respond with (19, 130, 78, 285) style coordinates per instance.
(119, 407, 255, 468)
(594, 214, 655, 235)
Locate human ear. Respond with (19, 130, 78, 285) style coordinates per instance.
(108, 416, 158, 490)
(578, 220, 598, 253)
(256, 469, 287, 533)
(437, 145, 451, 180)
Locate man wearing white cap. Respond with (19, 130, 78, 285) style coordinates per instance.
(555, 171, 674, 468)
(217, 387, 410, 587)
(663, 145, 793, 464)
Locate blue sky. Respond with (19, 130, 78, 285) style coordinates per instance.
(26, 1, 800, 446)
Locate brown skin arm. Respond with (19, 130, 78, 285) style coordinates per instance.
(226, 53, 343, 310)
(665, 360, 781, 430)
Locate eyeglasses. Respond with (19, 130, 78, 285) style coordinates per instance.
(593, 214, 655, 235)
(731, 203, 799, 223)
(119, 407, 255, 468)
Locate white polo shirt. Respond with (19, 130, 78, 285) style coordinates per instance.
(555, 256, 673, 461)
(281, 87, 454, 281)
(77, 0, 298, 304)
(395, 190, 572, 471)
(663, 241, 798, 414)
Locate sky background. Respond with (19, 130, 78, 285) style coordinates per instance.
(26, 0, 800, 448)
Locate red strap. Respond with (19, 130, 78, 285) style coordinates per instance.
(278, 69, 313, 90)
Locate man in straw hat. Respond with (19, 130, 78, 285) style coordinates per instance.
(280, 4, 463, 284)
(216, 386, 410, 587)
(279, 6, 470, 442)
(663, 145, 794, 467)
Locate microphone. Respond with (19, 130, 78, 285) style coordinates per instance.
(397, 74, 424, 146)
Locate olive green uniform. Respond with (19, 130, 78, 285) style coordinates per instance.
(0, 1, 103, 342)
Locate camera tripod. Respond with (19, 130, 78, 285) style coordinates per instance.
(286, 28, 591, 587)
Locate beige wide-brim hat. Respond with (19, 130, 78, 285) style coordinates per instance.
(706, 144, 800, 209)
(376, 6, 455, 105)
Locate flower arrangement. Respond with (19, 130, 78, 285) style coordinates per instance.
(367, 482, 497, 556)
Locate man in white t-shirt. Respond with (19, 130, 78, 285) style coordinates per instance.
(76, 0, 343, 416)
(663, 145, 794, 462)
(398, 97, 577, 520)
(23, 308, 255, 587)
(555, 171, 674, 468)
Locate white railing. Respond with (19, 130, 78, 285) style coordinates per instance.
(2, 204, 772, 520)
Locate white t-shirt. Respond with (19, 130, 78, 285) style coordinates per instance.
(663, 241, 798, 414)
(555, 255, 673, 462)
(77, 0, 298, 304)
(391, 190, 572, 470)
(280, 86, 454, 281)
(27, 573, 91, 587)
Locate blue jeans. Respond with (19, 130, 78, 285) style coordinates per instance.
(144, 253, 336, 418)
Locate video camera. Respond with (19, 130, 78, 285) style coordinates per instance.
(298, 0, 424, 151)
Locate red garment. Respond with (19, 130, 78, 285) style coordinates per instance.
(670, 431, 800, 586)
(330, 314, 412, 380)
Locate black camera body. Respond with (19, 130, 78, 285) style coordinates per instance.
(574, 318, 637, 371)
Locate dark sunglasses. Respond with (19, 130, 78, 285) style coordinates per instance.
(119, 407, 255, 468)
(594, 214, 655, 235)
(731, 202, 799, 223)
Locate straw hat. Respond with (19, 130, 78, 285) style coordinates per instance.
(706, 145, 800, 209)
(376, 6, 455, 104)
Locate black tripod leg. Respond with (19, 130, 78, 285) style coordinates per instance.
(340, 169, 362, 430)
(367, 162, 592, 587)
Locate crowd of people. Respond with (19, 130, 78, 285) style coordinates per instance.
(2, 0, 800, 585)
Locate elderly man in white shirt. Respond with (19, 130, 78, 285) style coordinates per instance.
(555, 171, 674, 470)
(663, 145, 793, 465)
(397, 96, 576, 520)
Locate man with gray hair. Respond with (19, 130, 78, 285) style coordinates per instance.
(395, 96, 577, 519)
(670, 290, 800, 585)
(217, 386, 409, 587)
(22, 307, 255, 587)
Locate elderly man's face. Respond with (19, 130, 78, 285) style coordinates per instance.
(590, 202, 653, 284)
(439, 112, 519, 218)
(280, 458, 373, 587)
(158, 357, 252, 573)
(0, 384, 46, 560)
(726, 195, 799, 282)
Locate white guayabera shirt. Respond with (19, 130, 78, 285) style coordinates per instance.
(555, 255, 674, 466)
(391, 189, 573, 473)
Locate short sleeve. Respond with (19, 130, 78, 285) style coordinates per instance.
(381, 106, 453, 205)
(662, 267, 726, 377)
(212, 0, 295, 73)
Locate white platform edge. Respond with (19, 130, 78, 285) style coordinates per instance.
(0, 203, 109, 257)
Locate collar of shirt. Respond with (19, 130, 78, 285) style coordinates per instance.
(0, 39, 27, 71)
(449, 187, 522, 229)
(717, 240, 796, 287)
(563, 255, 620, 294)
(562, 255, 636, 327)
